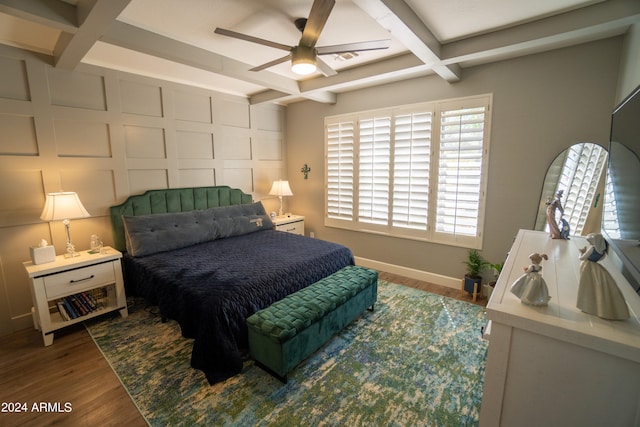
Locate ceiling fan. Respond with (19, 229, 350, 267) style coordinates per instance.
(214, 0, 390, 77)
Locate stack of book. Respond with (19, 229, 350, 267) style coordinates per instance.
(56, 291, 104, 321)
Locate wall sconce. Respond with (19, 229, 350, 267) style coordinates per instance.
(40, 192, 90, 258)
(301, 164, 311, 179)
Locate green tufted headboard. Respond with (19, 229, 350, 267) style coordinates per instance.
(109, 186, 253, 252)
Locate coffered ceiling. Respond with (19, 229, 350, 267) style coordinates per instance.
(0, 0, 638, 104)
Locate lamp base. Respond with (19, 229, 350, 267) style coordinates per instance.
(64, 242, 79, 258)
(63, 220, 80, 257)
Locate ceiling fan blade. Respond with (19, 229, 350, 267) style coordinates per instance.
(300, 0, 335, 48)
(249, 55, 292, 72)
(214, 28, 291, 51)
(316, 56, 337, 77)
(316, 39, 391, 55)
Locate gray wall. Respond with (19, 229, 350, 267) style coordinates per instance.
(0, 45, 286, 335)
(285, 37, 624, 283)
(616, 23, 640, 104)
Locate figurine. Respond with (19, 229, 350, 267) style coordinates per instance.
(576, 233, 629, 320)
(560, 218, 571, 240)
(510, 252, 551, 306)
(546, 189, 568, 239)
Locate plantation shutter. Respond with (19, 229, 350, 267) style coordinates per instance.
(392, 111, 432, 230)
(325, 94, 491, 248)
(358, 116, 391, 225)
(326, 120, 355, 220)
(556, 143, 607, 235)
(435, 106, 486, 236)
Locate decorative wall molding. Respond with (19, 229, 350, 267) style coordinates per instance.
(0, 44, 286, 335)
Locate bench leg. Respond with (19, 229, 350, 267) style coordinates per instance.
(367, 304, 375, 312)
(254, 360, 288, 384)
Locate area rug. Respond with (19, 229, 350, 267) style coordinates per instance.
(86, 281, 488, 426)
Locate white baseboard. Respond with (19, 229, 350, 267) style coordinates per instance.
(9, 312, 35, 334)
(354, 257, 460, 290)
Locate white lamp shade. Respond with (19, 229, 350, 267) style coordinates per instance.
(269, 180, 293, 197)
(40, 192, 90, 221)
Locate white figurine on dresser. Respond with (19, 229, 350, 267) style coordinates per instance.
(510, 252, 551, 306)
(577, 233, 629, 320)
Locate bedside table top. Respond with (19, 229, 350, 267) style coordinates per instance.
(23, 247, 122, 277)
(272, 214, 304, 225)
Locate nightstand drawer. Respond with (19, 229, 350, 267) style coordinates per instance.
(272, 215, 305, 235)
(275, 221, 304, 235)
(43, 262, 115, 299)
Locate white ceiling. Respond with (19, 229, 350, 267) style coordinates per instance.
(0, 0, 638, 105)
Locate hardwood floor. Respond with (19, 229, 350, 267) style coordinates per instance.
(0, 322, 147, 427)
(0, 272, 486, 426)
(378, 271, 488, 308)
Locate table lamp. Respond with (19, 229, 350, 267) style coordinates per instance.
(40, 192, 90, 258)
(269, 180, 293, 217)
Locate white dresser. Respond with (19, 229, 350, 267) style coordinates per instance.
(480, 229, 640, 427)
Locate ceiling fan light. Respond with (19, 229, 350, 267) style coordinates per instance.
(291, 46, 317, 75)
(292, 61, 316, 75)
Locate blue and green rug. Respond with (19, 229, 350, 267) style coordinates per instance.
(86, 281, 488, 426)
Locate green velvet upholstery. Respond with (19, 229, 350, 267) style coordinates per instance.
(109, 186, 253, 252)
(247, 265, 378, 381)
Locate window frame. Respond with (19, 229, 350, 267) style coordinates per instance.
(324, 94, 492, 249)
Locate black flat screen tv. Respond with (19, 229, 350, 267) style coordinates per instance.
(602, 84, 640, 295)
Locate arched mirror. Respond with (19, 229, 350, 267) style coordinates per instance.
(534, 142, 608, 236)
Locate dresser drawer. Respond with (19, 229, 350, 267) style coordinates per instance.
(43, 262, 115, 299)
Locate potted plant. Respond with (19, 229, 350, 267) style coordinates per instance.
(488, 262, 503, 286)
(463, 249, 488, 297)
(485, 261, 504, 298)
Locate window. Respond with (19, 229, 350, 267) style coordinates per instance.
(435, 105, 487, 240)
(325, 94, 492, 248)
(326, 121, 355, 221)
(359, 116, 391, 225)
(393, 111, 431, 230)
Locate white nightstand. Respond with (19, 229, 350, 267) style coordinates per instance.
(272, 214, 305, 235)
(23, 247, 128, 346)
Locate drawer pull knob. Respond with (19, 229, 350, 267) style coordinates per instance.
(69, 275, 95, 284)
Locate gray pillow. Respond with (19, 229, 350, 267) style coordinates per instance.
(122, 202, 273, 257)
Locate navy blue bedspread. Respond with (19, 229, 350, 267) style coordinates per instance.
(122, 229, 354, 384)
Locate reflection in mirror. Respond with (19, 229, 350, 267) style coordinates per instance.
(603, 142, 640, 240)
(602, 84, 640, 296)
(534, 143, 608, 236)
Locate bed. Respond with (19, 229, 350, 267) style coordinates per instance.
(109, 186, 354, 384)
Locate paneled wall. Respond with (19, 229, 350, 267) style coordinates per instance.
(0, 45, 286, 335)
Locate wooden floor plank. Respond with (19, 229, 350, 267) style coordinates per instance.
(0, 272, 485, 426)
(0, 323, 147, 427)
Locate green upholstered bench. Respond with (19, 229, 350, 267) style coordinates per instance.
(247, 265, 378, 382)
